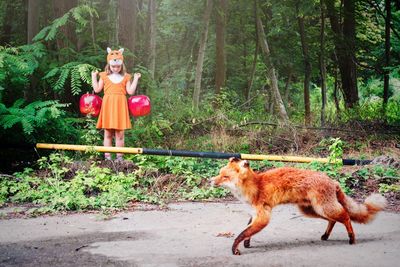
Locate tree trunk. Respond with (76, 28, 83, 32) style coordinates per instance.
(383, 0, 391, 108)
(118, 0, 137, 70)
(26, 0, 41, 102)
(193, 0, 213, 111)
(333, 56, 341, 117)
(52, 0, 78, 57)
(107, 0, 118, 47)
(148, 0, 156, 79)
(255, 1, 289, 126)
(325, 0, 358, 108)
(319, 2, 327, 126)
(215, 0, 227, 95)
(245, 7, 259, 103)
(296, 3, 312, 126)
(246, 41, 259, 103)
(27, 0, 40, 44)
(284, 69, 292, 105)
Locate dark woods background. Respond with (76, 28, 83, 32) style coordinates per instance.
(0, 0, 399, 172)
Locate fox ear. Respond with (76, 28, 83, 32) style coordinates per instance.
(229, 157, 240, 163)
(118, 48, 124, 54)
(107, 47, 112, 53)
(240, 160, 250, 168)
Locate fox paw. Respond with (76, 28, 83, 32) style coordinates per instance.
(232, 249, 241, 255)
(244, 239, 251, 248)
(321, 234, 329, 241)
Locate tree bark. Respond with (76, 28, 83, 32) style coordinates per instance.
(383, 0, 391, 107)
(296, 3, 312, 126)
(319, 2, 327, 126)
(193, 0, 213, 111)
(246, 41, 259, 103)
(27, 0, 40, 44)
(118, 0, 137, 70)
(255, 0, 289, 125)
(215, 0, 227, 95)
(52, 0, 78, 56)
(148, 0, 156, 79)
(325, 0, 358, 108)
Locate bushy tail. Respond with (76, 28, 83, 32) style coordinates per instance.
(336, 184, 387, 224)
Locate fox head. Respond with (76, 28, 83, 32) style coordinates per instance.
(107, 47, 124, 66)
(212, 158, 253, 189)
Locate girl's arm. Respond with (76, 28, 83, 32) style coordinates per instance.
(126, 73, 141, 95)
(91, 71, 104, 93)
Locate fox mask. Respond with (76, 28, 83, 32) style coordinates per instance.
(107, 47, 124, 66)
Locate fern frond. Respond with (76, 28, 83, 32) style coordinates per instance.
(20, 118, 34, 135)
(43, 67, 60, 80)
(78, 64, 97, 85)
(0, 103, 6, 114)
(0, 114, 22, 129)
(32, 25, 51, 42)
(54, 68, 70, 92)
(71, 67, 82, 95)
(45, 12, 71, 41)
(11, 99, 25, 109)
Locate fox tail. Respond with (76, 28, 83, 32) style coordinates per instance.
(336, 184, 387, 224)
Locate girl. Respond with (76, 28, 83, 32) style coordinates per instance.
(91, 47, 141, 160)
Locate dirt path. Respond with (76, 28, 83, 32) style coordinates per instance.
(1, 201, 399, 267)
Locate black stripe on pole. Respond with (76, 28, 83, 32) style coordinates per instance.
(342, 159, 372, 166)
(142, 148, 241, 159)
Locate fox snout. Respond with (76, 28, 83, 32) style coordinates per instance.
(210, 175, 222, 187)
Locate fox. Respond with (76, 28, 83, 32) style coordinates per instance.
(211, 157, 387, 255)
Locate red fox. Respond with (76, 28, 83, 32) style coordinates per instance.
(212, 158, 387, 255)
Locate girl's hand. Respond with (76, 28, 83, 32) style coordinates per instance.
(133, 73, 141, 80)
(91, 70, 98, 79)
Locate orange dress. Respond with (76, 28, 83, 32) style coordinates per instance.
(96, 72, 132, 130)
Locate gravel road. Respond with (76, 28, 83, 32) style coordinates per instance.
(1, 201, 399, 266)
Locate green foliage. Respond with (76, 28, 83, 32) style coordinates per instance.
(0, 153, 228, 213)
(0, 43, 46, 101)
(33, 5, 98, 42)
(0, 99, 70, 141)
(43, 62, 98, 95)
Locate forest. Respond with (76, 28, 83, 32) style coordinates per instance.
(0, 1, 399, 213)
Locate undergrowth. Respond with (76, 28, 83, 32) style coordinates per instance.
(0, 137, 398, 216)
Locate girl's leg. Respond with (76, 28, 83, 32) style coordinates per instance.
(115, 130, 125, 160)
(104, 129, 113, 159)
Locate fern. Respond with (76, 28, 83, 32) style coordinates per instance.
(0, 99, 70, 136)
(44, 62, 98, 95)
(0, 43, 45, 92)
(33, 4, 98, 42)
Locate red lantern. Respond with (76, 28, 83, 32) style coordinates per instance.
(79, 93, 102, 117)
(128, 95, 151, 117)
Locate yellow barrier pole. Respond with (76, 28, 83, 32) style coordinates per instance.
(36, 143, 143, 154)
(240, 153, 333, 163)
(36, 143, 343, 164)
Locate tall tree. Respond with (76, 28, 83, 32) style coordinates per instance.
(215, 0, 227, 95)
(383, 0, 391, 108)
(325, 0, 358, 108)
(52, 0, 78, 56)
(147, 0, 156, 78)
(255, 0, 289, 125)
(27, 0, 40, 44)
(118, 0, 137, 70)
(319, 1, 328, 126)
(296, 2, 312, 126)
(193, 0, 213, 111)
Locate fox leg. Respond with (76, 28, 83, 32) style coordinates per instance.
(322, 204, 355, 244)
(298, 205, 336, 241)
(232, 206, 270, 255)
(321, 221, 336, 241)
(244, 217, 253, 248)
